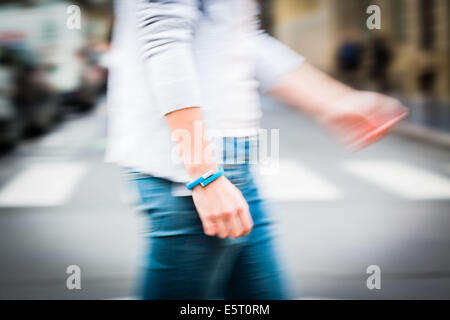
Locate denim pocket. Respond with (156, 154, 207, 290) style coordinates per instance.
(131, 175, 204, 236)
(134, 177, 168, 213)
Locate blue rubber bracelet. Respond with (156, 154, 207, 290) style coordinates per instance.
(186, 174, 207, 190)
(200, 167, 224, 187)
(186, 167, 224, 190)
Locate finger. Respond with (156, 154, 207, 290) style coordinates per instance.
(350, 130, 384, 151)
(202, 218, 217, 237)
(229, 212, 244, 238)
(216, 217, 230, 239)
(238, 206, 253, 237)
(327, 113, 374, 143)
(382, 98, 408, 117)
(372, 98, 407, 127)
(350, 112, 406, 151)
(339, 118, 377, 148)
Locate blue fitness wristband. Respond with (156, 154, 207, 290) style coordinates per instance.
(186, 167, 224, 190)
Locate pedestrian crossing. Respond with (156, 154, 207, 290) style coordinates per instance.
(0, 163, 89, 207)
(0, 159, 449, 208)
(256, 160, 343, 201)
(342, 160, 450, 200)
(257, 159, 450, 201)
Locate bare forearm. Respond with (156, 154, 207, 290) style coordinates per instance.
(165, 107, 253, 239)
(268, 62, 355, 119)
(268, 62, 407, 151)
(165, 107, 218, 179)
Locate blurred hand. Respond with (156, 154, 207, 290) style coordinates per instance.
(320, 91, 408, 151)
(192, 175, 253, 239)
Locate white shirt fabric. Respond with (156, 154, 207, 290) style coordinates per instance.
(106, 0, 304, 183)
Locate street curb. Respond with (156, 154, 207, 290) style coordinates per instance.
(394, 122, 450, 148)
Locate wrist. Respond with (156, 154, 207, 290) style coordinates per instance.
(191, 174, 225, 193)
(186, 163, 219, 181)
(186, 166, 224, 190)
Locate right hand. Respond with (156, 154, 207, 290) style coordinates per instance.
(191, 175, 253, 239)
(320, 91, 408, 151)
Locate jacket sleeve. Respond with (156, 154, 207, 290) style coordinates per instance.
(253, 31, 305, 93)
(136, 0, 203, 116)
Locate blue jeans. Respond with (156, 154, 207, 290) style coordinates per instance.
(127, 137, 289, 299)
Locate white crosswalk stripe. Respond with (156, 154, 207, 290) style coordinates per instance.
(1, 158, 449, 207)
(0, 163, 89, 207)
(342, 160, 450, 200)
(256, 160, 343, 201)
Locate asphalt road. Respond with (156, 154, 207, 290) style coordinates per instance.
(0, 98, 449, 299)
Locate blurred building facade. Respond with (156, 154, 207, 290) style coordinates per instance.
(263, 0, 450, 130)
